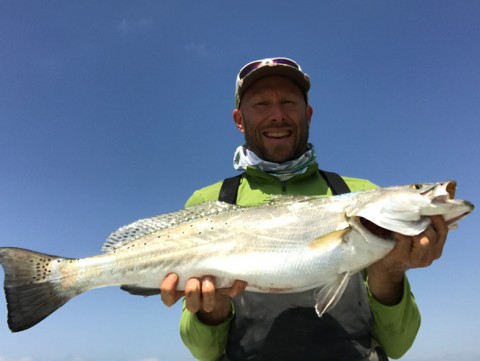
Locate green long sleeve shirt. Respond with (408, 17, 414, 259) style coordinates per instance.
(180, 164, 421, 360)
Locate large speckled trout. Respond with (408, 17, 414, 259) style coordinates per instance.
(0, 181, 473, 332)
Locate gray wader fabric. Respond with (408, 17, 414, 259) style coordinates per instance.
(219, 273, 389, 361)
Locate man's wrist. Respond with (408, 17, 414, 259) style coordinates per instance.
(367, 265, 405, 306)
(196, 301, 233, 326)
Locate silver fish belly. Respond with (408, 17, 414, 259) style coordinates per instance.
(0, 180, 473, 332)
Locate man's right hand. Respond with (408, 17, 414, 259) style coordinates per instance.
(160, 273, 247, 325)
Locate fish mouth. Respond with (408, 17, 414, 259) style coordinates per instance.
(421, 180, 457, 200)
(359, 217, 393, 240)
(445, 204, 474, 227)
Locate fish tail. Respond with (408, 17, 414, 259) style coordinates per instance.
(0, 247, 77, 332)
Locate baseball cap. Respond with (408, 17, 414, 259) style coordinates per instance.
(235, 57, 310, 107)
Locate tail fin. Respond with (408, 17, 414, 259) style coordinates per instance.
(0, 247, 77, 332)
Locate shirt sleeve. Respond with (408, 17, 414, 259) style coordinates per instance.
(366, 276, 421, 359)
(179, 300, 232, 361)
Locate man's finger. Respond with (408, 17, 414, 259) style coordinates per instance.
(430, 215, 448, 259)
(185, 278, 202, 313)
(411, 226, 437, 267)
(160, 273, 183, 307)
(201, 276, 217, 313)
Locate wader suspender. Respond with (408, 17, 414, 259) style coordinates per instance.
(218, 169, 350, 204)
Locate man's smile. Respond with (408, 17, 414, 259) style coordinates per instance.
(263, 130, 292, 139)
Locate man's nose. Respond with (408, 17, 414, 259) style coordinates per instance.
(268, 103, 285, 122)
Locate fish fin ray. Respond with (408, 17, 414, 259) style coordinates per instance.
(314, 272, 351, 317)
(120, 285, 161, 297)
(0, 247, 77, 332)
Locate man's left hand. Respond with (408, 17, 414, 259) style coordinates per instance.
(367, 215, 449, 305)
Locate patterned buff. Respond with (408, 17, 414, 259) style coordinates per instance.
(233, 144, 316, 181)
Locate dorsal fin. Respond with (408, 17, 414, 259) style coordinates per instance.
(102, 201, 241, 252)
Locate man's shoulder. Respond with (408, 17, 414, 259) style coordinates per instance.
(341, 176, 379, 192)
(185, 180, 224, 207)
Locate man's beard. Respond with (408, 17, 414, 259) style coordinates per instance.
(242, 116, 310, 163)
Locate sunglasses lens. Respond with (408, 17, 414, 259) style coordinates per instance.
(238, 58, 300, 80)
(271, 58, 299, 68)
(239, 62, 262, 79)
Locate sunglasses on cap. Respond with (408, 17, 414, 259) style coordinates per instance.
(238, 57, 303, 80)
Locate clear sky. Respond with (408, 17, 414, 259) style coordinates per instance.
(0, 1, 479, 360)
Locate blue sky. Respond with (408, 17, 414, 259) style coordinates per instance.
(0, 1, 479, 360)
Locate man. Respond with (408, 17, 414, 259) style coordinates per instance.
(161, 57, 448, 360)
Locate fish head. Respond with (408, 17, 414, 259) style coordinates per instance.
(346, 181, 474, 238)
(414, 181, 474, 228)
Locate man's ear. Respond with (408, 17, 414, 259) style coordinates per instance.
(233, 109, 245, 133)
(306, 105, 313, 127)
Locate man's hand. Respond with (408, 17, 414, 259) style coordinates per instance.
(367, 215, 448, 305)
(160, 273, 247, 325)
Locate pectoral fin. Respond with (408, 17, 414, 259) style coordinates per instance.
(314, 272, 351, 317)
(308, 228, 348, 250)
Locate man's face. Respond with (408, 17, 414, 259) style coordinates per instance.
(233, 76, 313, 163)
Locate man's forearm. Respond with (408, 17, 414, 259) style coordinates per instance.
(367, 275, 421, 359)
(180, 301, 232, 361)
(367, 264, 405, 305)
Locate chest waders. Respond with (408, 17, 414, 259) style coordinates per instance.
(217, 170, 389, 361)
